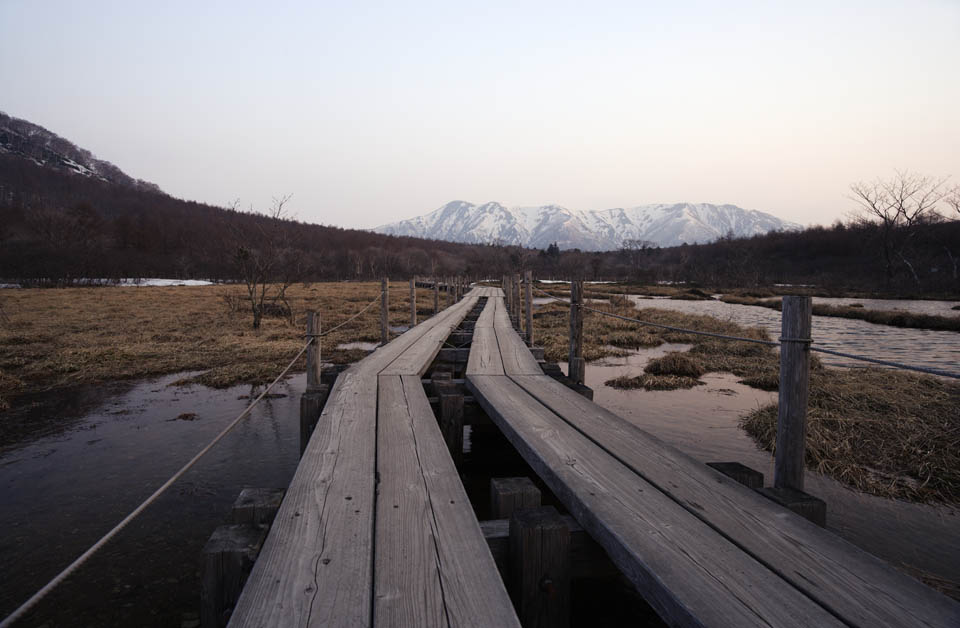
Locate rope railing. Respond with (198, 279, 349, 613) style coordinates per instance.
(0, 340, 315, 628)
(1, 281, 455, 627)
(531, 283, 960, 380)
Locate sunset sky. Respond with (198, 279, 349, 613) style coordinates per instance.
(2, 0, 957, 228)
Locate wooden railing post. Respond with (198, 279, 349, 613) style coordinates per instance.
(409, 277, 417, 328)
(300, 311, 328, 456)
(512, 273, 521, 329)
(380, 278, 389, 346)
(305, 311, 321, 391)
(774, 296, 813, 491)
(524, 270, 534, 346)
(568, 280, 585, 385)
(433, 278, 439, 315)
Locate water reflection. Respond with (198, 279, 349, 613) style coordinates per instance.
(0, 373, 305, 627)
(628, 296, 960, 372)
(563, 347, 960, 589)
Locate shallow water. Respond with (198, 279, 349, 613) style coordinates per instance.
(0, 373, 305, 627)
(811, 296, 960, 317)
(563, 348, 960, 586)
(628, 295, 960, 373)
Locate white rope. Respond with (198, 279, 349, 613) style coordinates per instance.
(807, 346, 960, 380)
(0, 340, 313, 628)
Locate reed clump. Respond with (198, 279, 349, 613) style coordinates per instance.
(605, 373, 703, 391)
(741, 368, 960, 504)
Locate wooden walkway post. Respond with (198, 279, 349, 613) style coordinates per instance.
(774, 296, 813, 491)
(433, 278, 440, 315)
(509, 506, 571, 628)
(380, 277, 389, 346)
(409, 277, 417, 328)
(524, 270, 534, 346)
(512, 273, 521, 329)
(568, 280, 585, 385)
(300, 311, 328, 456)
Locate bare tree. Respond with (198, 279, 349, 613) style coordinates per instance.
(229, 195, 306, 329)
(946, 184, 960, 216)
(849, 171, 946, 286)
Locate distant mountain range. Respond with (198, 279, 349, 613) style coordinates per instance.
(0, 111, 160, 192)
(376, 201, 802, 251)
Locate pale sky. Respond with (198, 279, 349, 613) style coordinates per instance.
(1, 1, 958, 229)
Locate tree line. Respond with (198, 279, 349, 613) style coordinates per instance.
(1, 155, 958, 296)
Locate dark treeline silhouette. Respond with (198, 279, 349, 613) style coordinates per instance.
(1, 152, 958, 295)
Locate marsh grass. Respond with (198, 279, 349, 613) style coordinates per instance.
(533, 291, 960, 504)
(0, 282, 438, 413)
(741, 368, 960, 504)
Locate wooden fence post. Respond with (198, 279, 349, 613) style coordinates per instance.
(380, 277, 389, 346)
(774, 296, 813, 491)
(568, 280, 585, 385)
(409, 277, 417, 328)
(305, 311, 321, 391)
(433, 278, 440, 315)
(512, 273, 521, 329)
(300, 311, 328, 456)
(524, 270, 534, 346)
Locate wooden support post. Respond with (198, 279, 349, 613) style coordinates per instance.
(409, 277, 417, 328)
(232, 488, 285, 525)
(512, 273, 521, 329)
(305, 311, 321, 391)
(774, 295, 812, 491)
(490, 477, 541, 519)
(439, 387, 464, 463)
(524, 270, 534, 346)
(300, 311, 327, 456)
(433, 278, 440, 314)
(299, 386, 328, 456)
(201, 524, 268, 628)
(380, 277, 389, 345)
(568, 280, 585, 385)
(509, 506, 571, 628)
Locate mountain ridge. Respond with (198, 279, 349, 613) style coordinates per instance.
(375, 201, 802, 250)
(0, 111, 161, 193)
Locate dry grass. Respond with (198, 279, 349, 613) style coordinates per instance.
(0, 281, 443, 413)
(533, 291, 960, 504)
(721, 295, 960, 332)
(741, 368, 960, 504)
(605, 373, 703, 391)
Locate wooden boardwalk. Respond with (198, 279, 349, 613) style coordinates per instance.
(466, 289, 959, 628)
(231, 285, 960, 627)
(230, 287, 519, 627)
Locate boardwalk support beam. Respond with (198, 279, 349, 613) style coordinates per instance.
(568, 280, 585, 385)
(491, 477, 541, 519)
(524, 270, 534, 346)
(509, 506, 571, 628)
(774, 296, 812, 491)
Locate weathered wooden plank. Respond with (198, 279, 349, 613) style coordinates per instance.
(494, 322, 541, 376)
(510, 373, 960, 628)
(230, 369, 378, 627)
(374, 375, 448, 626)
(466, 298, 505, 376)
(392, 374, 521, 627)
(381, 295, 478, 376)
(466, 374, 842, 628)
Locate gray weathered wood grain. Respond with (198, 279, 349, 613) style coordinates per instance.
(509, 373, 960, 628)
(466, 374, 842, 628)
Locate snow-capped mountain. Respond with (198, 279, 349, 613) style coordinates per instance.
(0, 111, 160, 192)
(375, 201, 802, 250)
